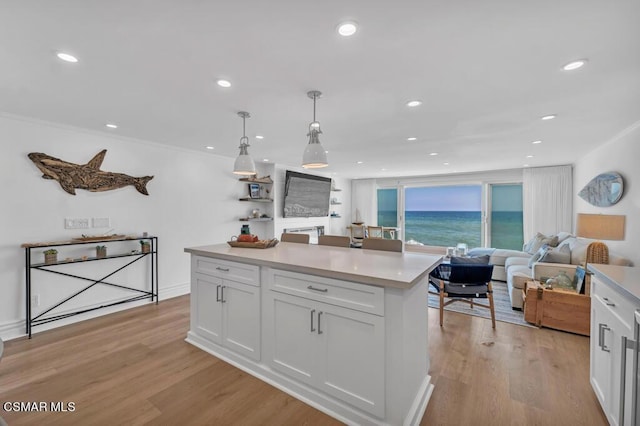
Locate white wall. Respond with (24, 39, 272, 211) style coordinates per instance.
(0, 114, 241, 339)
(573, 120, 640, 266)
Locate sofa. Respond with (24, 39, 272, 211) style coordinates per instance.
(470, 232, 633, 310)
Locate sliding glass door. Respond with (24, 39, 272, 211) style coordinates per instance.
(376, 182, 523, 249)
(404, 185, 482, 247)
(488, 184, 524, 250)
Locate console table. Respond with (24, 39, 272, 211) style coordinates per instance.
(21, 235, 158, 338)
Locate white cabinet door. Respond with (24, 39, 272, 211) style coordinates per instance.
(318, 303, 385, 418)
(222, 281, 261, 361)
(268, 291, 385, 417)
(591, 280, 636, 426)
(269, 292, 319, 387)
(192, 273, 223, 344)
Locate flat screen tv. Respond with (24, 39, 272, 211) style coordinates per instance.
(283, 171, 331, 218)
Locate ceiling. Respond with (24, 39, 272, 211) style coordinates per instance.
(1, 0, 639, 179)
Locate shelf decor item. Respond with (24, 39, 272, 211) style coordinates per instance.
(96, 245, 107, 258)
(140, 240, 151, 253)
(43, 249, 58, 264)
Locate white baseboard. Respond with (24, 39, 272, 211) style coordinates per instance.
(159, 282, 190, 300)
(0, 282, 190, 342)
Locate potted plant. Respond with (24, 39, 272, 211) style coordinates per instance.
(140, 240, 151, 254)
(96, 245, 107, 258)
(43, 249, 58, 264)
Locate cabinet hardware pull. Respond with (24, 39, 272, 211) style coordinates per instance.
(216, 285, 221, 302)
(216, 267, 230, 272)
(307, 285, 328, 293)
(602, 297, 616, 307)
(221, 285, 226, 303)
(318, 311, 323, 334)
(599, 324, 611, 352)
(310, 309, 316, 332)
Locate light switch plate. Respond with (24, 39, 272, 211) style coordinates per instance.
(64, 218, 90, 229)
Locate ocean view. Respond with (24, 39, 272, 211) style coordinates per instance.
(378, 210, 523, 250)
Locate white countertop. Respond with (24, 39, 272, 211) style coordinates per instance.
(588, 264, 640, 303)
(185, 242, 442, 289)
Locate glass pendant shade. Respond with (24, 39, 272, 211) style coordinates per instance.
(302, 129, 328, 168)
(233, 139, 256, 175)
(232, 111, 257, 175)
(302, 91, 328, 168)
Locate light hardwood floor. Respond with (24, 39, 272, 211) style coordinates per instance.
(0, 295, 608, 425)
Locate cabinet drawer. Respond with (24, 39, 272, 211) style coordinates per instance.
(268, 269, 384, 316)
(592, 276, 638, 329)
(193, 256, 259, 286)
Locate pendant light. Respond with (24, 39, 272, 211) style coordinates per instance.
(233, 111, 257, 176)
(302, 90, 329, 168)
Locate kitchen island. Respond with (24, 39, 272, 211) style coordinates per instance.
(184, 242, 441, 425)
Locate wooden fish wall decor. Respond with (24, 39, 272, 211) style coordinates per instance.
(28, 150, 153, 195)
(578, 172, 624, 207)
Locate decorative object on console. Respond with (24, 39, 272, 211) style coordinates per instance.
(301, 90, 328, 168)
(578, 172, 624, 207)
(28, 150, 153, 195)
(232, 111, 257, 176)
(43, 249, 58, 264)
(140, 240, 151, 253)
(96, 245, 107, 258)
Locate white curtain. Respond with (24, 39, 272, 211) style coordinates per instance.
(351, 179, 378, 225)
(523, 165, 573, 240)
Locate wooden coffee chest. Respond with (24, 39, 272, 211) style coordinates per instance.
(522, 280, 591, 336)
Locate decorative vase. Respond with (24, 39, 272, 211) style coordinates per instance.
(96, 247, 107, 258)
(44, 253, 57, 264)
(141, 243, 150, 254)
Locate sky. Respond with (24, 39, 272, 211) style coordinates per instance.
(379, 184, 523, 212)
(405, 185, 481, 211)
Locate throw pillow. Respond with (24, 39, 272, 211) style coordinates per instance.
(539, 243, 571, 264)
(450, 255, 490, 264)
(524, 233, 559, 254)
(528, 244, 549, 268)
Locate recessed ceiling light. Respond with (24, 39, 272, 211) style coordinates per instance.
(443, 162, 450, 166)
(105, 123, 118, 129)
(429, 152, 438, 156)
(356, 161, 363, 164)
(263, 159, 269, 162)
(216, 79, 231, 88)
(526, 155, 534, 158)
(532, 140, 542, 144)
(406, 100, 422, 107)
(205, 146, 214, 150)
(255, 135, 264, 139)
(57, 52, 78, 63)
(337, 21, 358, 37)
(407, 137, 417, 141)
(523, 164, 530, 167)
(381, 168, 386, 171)
(541, 114, 556, 121)
(563, 59, 587, 71)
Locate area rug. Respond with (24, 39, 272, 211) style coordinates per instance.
(427, 280, 534, 328)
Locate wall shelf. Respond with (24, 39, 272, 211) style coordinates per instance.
(239, 217, 273, 222)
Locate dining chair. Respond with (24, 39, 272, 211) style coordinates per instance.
(349, 225, 365, 248)
(280, 233, 310, 244)
(367, 226, 384, 239)
(428, 263, 496, 328)
(318, 235, 351, 247)
(361, 238, 403, 252)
